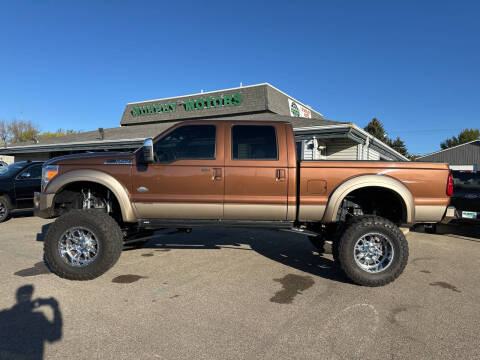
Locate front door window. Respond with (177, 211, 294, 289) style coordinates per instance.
(154, 125, 216, 162)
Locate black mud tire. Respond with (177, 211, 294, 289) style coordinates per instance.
(44, 209, 123, 280)
(0, 196, 10, 223)
(337, 216, 409, 287)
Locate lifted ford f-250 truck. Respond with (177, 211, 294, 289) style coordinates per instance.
(34, 120, 455, 286)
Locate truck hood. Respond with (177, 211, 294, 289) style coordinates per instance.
(45, 152, 134, 166)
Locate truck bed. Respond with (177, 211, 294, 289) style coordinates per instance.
(298, 160, 450, 224)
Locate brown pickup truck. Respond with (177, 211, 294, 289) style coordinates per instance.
(35, 120, 455, 286)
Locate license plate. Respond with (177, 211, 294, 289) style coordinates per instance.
(462, 211, 477, 219)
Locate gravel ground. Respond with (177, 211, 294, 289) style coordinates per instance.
(1, 212, 479, 360)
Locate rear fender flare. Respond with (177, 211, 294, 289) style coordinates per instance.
(322, 174, 414, 223)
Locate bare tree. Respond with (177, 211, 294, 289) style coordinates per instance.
(0, 119, 79, 147)
(0, 120, 8, 147)
(7, 119, 40, 143)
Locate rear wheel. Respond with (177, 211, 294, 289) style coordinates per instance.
(44, 210, 123, 280)
(337, 216, 409, 287)
(0, 196, 10, 223)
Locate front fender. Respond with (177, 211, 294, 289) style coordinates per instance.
(46, 169, 137, 223)
(322, 174, 415, 223)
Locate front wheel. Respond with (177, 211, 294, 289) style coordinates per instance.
(0, 196, 10, 223)
(337, 216, 409, 287)
(44, 210, 123, 280)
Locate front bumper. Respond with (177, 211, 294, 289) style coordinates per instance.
(440, 206, 457, 224)
(33, 192, 55, 219)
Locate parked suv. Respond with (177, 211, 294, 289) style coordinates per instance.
(0, 161, 44, 222)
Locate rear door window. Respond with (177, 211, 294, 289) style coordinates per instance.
(231, 125, 278, 160)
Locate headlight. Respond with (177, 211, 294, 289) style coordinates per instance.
(42, 165, 59, 191)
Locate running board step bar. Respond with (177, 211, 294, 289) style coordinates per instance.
(279, 228, 321, 237)
(138, 219, 294, 230)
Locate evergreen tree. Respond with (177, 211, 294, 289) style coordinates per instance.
(389, 137, 408, 156)
(440, 128, 479, 149)
(364, 118, 388, 143)
(364, 118, 409, 157)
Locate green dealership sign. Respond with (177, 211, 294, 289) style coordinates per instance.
(130, 93, 243, 117)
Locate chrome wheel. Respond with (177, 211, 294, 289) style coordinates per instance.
(354, 232, 394, 273)
(58, 227, 100, 267)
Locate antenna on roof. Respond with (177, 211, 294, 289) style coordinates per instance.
(240, 82, 243, 87)
(201, 89, 204, 93)
(98, 128, 105, 140)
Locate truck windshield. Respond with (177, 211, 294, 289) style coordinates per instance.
(0, 162, 27, 178)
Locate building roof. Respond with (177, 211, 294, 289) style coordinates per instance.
(417, 139, 480, 166)
(120, 83, 324, 126)
(417, 139, 480, 158)
(0, 114, 343, 155)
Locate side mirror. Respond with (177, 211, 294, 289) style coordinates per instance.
(143, 138, 154, 163)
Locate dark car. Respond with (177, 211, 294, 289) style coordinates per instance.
(450, 170, 480, 222)
(0, 161, 44, 222)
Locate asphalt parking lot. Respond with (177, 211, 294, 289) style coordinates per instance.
(1, 213, 479, 360)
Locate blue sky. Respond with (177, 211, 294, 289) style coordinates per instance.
(0, 0, 478, 155)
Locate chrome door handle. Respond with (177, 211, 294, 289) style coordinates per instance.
(276, 169, 286, 181)
(212, 168, 222, 180)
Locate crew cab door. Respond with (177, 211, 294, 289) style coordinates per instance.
(14, 163, 43, 209)
(132, 123, 225, 219)
(224, 122, 289, 220)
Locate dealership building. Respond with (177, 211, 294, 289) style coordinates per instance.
(0, 83, 408, 163)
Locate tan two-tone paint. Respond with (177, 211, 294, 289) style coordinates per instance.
(39, 120, 451, 225)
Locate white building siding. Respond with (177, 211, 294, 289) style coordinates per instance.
(298, 138, 359, 161)
(325, 139, 358, 160)
(302, 141, 314, 160)
(300, 138, 326, 160)
(356, 144, 381, 160)
(368, 148, 381, 160)
(296, 135, 401, 162)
